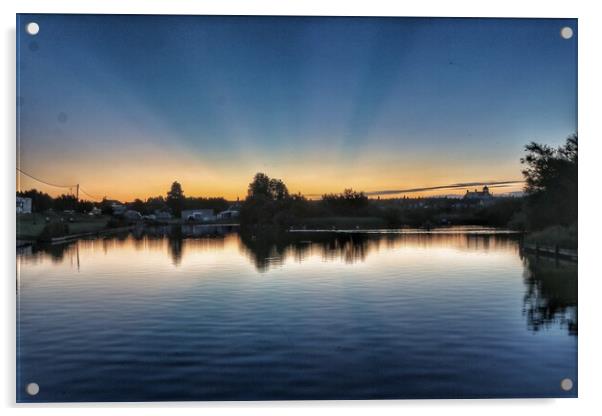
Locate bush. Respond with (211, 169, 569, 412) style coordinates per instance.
(525, 224, 577, 249)
(507, 210, 528, 231)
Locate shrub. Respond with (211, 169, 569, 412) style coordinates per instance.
(39, 222, 69, 240)
(525, 224, 577, 249)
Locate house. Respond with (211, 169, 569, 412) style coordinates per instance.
(111, 203, 127, 215)
(16, 197, 32, 214)
(463, 186, 494, 205)
(154, 211, 172, 221)
(123, 210, 142, 221)
(182, 209, 215, 222)
(217, 208, 240, 220)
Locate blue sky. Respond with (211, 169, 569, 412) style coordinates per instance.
(17, 15, 577, 200)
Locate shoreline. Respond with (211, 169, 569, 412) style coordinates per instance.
(521, 243, 578, 262)
(16, 223, 578, 261)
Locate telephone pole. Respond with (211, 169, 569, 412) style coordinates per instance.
(76, 184, 79, 201)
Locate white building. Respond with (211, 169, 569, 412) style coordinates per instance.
(16, 197, 32, 214)
(123, 210, 142, 220)
(182, 209, 215, 222)
(217, 209, 240, 220)
(463, 186, 494, 205)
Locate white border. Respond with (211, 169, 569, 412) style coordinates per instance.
(3, 1, 601, 415)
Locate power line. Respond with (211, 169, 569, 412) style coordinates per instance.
(16, 167, 77, 189)
(16, 168, 103, 201)
(79, 188, 102, 201)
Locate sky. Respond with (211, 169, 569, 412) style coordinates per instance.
(17, 15, 577, 201)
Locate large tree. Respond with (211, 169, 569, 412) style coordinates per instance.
(521, 134, 577, 230)
(166, 181, 185, 216)
(247, 173, 289, 201)
(242, 173, 297, 226)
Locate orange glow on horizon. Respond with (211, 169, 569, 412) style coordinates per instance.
(16, 144, 525, 201)
(16, 173, 524, 202)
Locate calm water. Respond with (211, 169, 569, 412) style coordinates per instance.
(16, 226, 577, 402)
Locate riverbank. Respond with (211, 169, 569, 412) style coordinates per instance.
(524, 224, 577, 249)
(521, 224, 577, 261)
(17, 213, 112, 242)
(17, 215, 134, 247)
(521, 243, 577, 262)
(17, 212, 243, 244)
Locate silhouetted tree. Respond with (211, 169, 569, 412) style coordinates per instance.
(321, 188, 369, 215)
(184, 196, 229, 212)
(100, 197, 115, 215)
(248, 173, 271, 199)
(16, 189, 53, 212)
(53, 194, 79, 211)
(146, 196, 168, 213)
(39, 194, 95, 213)
(242, 173, 297, 226)
(269, 178, 290, 200)
(521, 134, 577, 230)
(77, 200, 94, 213)
(166, 181, 185, 216)
(247, 173, 290, 200)
(130, 198, 146, 214)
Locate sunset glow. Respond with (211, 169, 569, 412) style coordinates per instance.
(17, 15, 576, 201)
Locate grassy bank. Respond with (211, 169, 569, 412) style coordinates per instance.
(525, 224, 577, 249)
(17, 213, 111, 241)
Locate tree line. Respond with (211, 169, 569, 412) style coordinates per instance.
(16, 191, 93, 213)
(123, 181, 229, 216)
(240, 134, 577, 232)
(18, 134, 577, 235)
(239, 171, 525, 229)
(17, 181, 230, 216)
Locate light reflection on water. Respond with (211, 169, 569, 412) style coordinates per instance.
(17, 226, 577, 402)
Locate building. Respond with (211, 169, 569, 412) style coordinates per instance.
(217, 208, 240, 220)
(110, 203, 127, 215)
(123, 210, 142, 220)
(154, 210, 172, 221)
(463, 186, 494, 204)
(16, 197, 32, 214)
(182, 209, 215, 222)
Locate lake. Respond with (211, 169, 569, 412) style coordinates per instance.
(16, 225, 577, 401)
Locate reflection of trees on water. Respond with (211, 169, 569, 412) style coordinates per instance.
(18, 227, 523, 271)
(521, 255, 577, 335)
(17, 242, 77, 265)
(19, 229, 522, 272)
(239, 229, 522, 272)
(18, 228, 577, 336)
(132, 225, 238, 266)
(239, 229, 375, 272)
(18, 225, 240, 267)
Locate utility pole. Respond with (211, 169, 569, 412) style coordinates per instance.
(76, 184, 79, 201)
